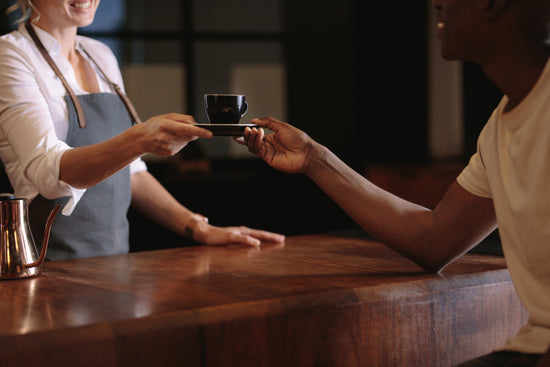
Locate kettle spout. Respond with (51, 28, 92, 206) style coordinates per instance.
(26, 204, 61, 268)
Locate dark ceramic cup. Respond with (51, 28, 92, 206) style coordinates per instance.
(204, 94, 248, 124)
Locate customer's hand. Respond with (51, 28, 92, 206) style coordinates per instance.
(133, 113, 212, 156)
(241, 117, 321, 174)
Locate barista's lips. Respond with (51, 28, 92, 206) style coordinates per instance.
(70, 1, 92, 10)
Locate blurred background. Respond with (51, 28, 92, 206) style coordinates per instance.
(0, 0, 502, 251)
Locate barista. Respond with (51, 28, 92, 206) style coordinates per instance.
(0, 0, 284, 259)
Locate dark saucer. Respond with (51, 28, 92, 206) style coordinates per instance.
(194, 123, 258, 136)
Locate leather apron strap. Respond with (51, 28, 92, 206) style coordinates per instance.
(25, 22, 87, 128)
(24, 22, 142, 126)
(79, 48, 142, 124)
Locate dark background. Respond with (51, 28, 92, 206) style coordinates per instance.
(0, 0, 502, 251)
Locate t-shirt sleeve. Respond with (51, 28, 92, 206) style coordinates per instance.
(457, 138, 492, 199)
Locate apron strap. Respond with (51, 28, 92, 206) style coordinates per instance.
(25, 22, 142, 126)
(79, 48, 142, 124)
(25, 22, 87, 128)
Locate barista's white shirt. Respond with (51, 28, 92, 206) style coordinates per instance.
(457, 58, 550, 354)
(0, 24, 146, 215)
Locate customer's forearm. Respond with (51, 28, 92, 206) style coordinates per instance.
(306, 146, 433, 251)
(305, 146, 497, 272)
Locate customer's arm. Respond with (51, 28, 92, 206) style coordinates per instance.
(244, 117, 497, 272)
(305, 149, 497, 272)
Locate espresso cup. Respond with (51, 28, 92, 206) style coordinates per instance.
(204, 94, 248, 124)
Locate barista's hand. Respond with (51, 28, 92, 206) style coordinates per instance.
(133, 113, 212, 156)
(241, 117, 321, 174)
(192, 219, 285, 247)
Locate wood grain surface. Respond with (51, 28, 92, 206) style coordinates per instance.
(0, 233, 527, 366)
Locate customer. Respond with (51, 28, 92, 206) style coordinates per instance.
(242, 0, 550, 365)
(0, 0, 284, 260)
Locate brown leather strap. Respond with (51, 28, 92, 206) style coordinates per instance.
(111, 84, 142, 124)
(25, 22, 87, 128)
(79, 48, 142, 124)
(25, 22, 142, 126)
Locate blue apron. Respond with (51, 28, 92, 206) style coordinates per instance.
(26, 23, 141, 260)
(38, 93, 134, 260)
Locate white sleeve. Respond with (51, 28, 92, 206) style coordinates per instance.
(456, 129, 492, 199)
(130, 158, 147, 174)
(0, 39, 86, 215)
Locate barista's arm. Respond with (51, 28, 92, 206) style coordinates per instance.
(130, 170, 197, 236)
(59, 114, 212, 189)
(130, 171, 285, 246)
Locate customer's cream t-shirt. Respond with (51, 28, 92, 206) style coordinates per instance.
(457, 59, 550, 354)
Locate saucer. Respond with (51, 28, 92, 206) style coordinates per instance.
(194, 124, 258, 136)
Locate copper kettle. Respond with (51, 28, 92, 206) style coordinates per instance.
(0, 194, 61, 280)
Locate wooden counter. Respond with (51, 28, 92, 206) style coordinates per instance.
(0, 233, 527, 366)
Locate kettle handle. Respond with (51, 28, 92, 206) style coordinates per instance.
(25, 204, 61, 269)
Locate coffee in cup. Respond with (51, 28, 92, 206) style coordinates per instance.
(204, 94, 248, 124)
